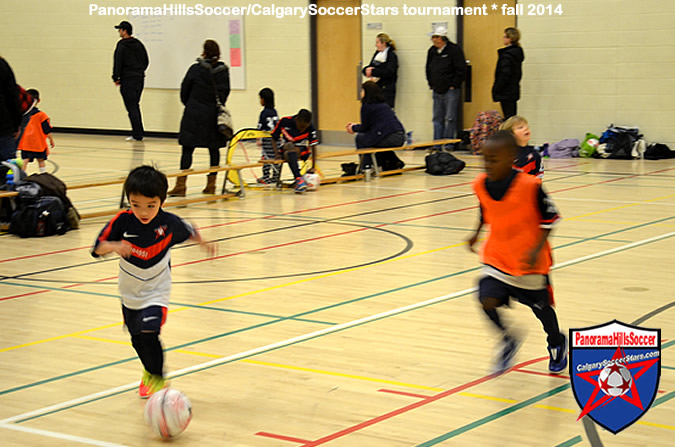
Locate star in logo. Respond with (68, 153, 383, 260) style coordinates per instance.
(154, 225, 167, 239)
(574, 346, 659, 420)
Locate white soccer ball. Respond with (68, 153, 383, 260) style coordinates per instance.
(304, 173, 321, 191)
(144, 388, 192, 439)
(586, 138, 600, 148)
(598, 362, 632, 397)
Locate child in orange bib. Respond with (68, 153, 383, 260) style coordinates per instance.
(18, 89, 54, 173)
(467, 130, 567, 374)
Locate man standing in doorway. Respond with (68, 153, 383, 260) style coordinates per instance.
(113, 21, 149, 142)
(425, 26, 467, 151)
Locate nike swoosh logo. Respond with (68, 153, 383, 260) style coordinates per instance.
(123, 232, 138, 238)
(142, 316, 158, 322)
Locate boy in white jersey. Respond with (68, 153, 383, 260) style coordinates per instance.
(92, 166, 215, 397)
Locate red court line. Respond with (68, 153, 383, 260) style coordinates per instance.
(256, 432, 312, 444)
(377, 389, 432, 399)
(0, 246, 90, 264)
(514, 368, 570, 380)
(257, 356, 548, 446)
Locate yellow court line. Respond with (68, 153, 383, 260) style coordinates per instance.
(636, 421, 675, 430)
(458, 392, 517, 403)
(0, 322, 124, 353)
(533, 404, 575, 413)
(576, 219, 675, 228)
(2, 190, 674, 353)
(240, 359, 444, 392)
(566, 193, 675, 221)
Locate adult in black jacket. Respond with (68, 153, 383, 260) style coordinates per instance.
(169, 40, 230, 197)
(0, 57, 21, 161)
(362, 33, 398, 108)
(346, 81, 405, 172)
(492, 27, 524, 119)
(112, 21, 149, 142)
(425, 26, 467, 150)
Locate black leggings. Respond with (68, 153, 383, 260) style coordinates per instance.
(180, 146, 220, 170)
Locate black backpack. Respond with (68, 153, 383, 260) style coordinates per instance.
(10, 196, 70, 237)
(425, 152, 466, 176)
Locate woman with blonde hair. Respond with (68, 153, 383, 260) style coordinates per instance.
(492, 27, 524, 119)
(362, 33, 398, 108)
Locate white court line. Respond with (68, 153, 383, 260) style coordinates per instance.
(0, 422, 131, 447)
(1, 231, 673, 428)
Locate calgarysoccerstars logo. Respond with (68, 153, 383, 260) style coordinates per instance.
(570, 321, 661, 434)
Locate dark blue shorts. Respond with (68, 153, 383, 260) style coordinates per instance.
(122, 305, 167, 334)
(21, 150, 47, 161)
(478, 275, 554, 309)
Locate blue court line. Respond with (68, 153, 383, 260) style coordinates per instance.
(1, 216, 673, 399)
(3, 221, 674, 426)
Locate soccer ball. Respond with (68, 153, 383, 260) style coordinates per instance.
(598, 362, 632, 397)
(304, 173, 321, 191)
(144, 388, 192, 439)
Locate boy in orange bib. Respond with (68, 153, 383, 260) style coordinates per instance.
(18, 89, 54, 173)
(467, 130, 567, 374)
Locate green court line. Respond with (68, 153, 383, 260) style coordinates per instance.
(0, 282, 334, 325)
(415, 384, 572, 446)
(554, 435, 583, 447)
(1, 216, 673, 400)
(663, 365, 675, 370)
(418, 343, 675, 446)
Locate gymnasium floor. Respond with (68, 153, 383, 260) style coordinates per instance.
(0, 134, 673, 446)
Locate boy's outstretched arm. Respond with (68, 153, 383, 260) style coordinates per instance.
(94, 240, 132, 258)
(190, 232, 217, 257)
(466, 221, 483, 253)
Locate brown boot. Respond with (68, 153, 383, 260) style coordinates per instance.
(168, 175, 187, 197)
(202, 173, 217, 194)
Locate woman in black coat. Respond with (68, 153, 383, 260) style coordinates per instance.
(492, 27, 524, 119)
(168, 39, 230, 196)
(362, 33, 398, 109)
(346, 81, 405, 172)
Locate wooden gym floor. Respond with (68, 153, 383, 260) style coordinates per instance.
(0, 134, 673, 446)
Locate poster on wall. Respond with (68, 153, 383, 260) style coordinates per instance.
(129, 14, 245, 90)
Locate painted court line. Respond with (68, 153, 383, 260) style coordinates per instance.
(2, 231, 673, 426)
(0, 422, 130, 447)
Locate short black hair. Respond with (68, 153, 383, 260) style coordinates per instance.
(124, 165, 168, 203)
(361, 81, 386, 104)
(26, 89, 39, 101)
(259, 87, 275, 108)
(295, 109, 312, 125)
(485, 130, 518, 153)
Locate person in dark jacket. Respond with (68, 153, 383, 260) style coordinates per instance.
(0, 57, 21, 161)
(346, 81, 405, 172)
(492, 27, 524, 119)
(168, 40, 230, 197)
(362, 33, 398, 108)
(425, 26, 467, 151)
(113, 21, 149, 141)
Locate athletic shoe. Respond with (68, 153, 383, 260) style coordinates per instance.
(256, 177, 271, 185)
(138, 370, 152, 399)
(125, 136, 143, 142)
(493, 335, 522, 375)
(294, 177, 307, 194)
(548, 334, 568, 373)
(145, 374, 168, 397)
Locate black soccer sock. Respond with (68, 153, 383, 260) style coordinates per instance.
(141, 332, 165, 377)
(285, 151, 302, 179)
(483, 307, 509, 338)
(130, 333, 153, 373)
(532, 305, 564, 347)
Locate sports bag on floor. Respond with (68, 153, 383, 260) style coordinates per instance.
(425, 152, 466, 176)
(10, 196, 70, 237)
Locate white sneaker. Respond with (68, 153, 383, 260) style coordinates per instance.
(125, 136, 135, 141)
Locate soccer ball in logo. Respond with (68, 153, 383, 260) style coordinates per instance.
(598, 362, 632, 397)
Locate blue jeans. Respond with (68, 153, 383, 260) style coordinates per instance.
(432, 88, 461, 148)
(0, 135, 17, 162)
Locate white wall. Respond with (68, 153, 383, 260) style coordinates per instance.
(518, 0, 675, 146)
(3, 0, 673, 147)
(1, 0, 311, 134)
(360, 1, 460, 143)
